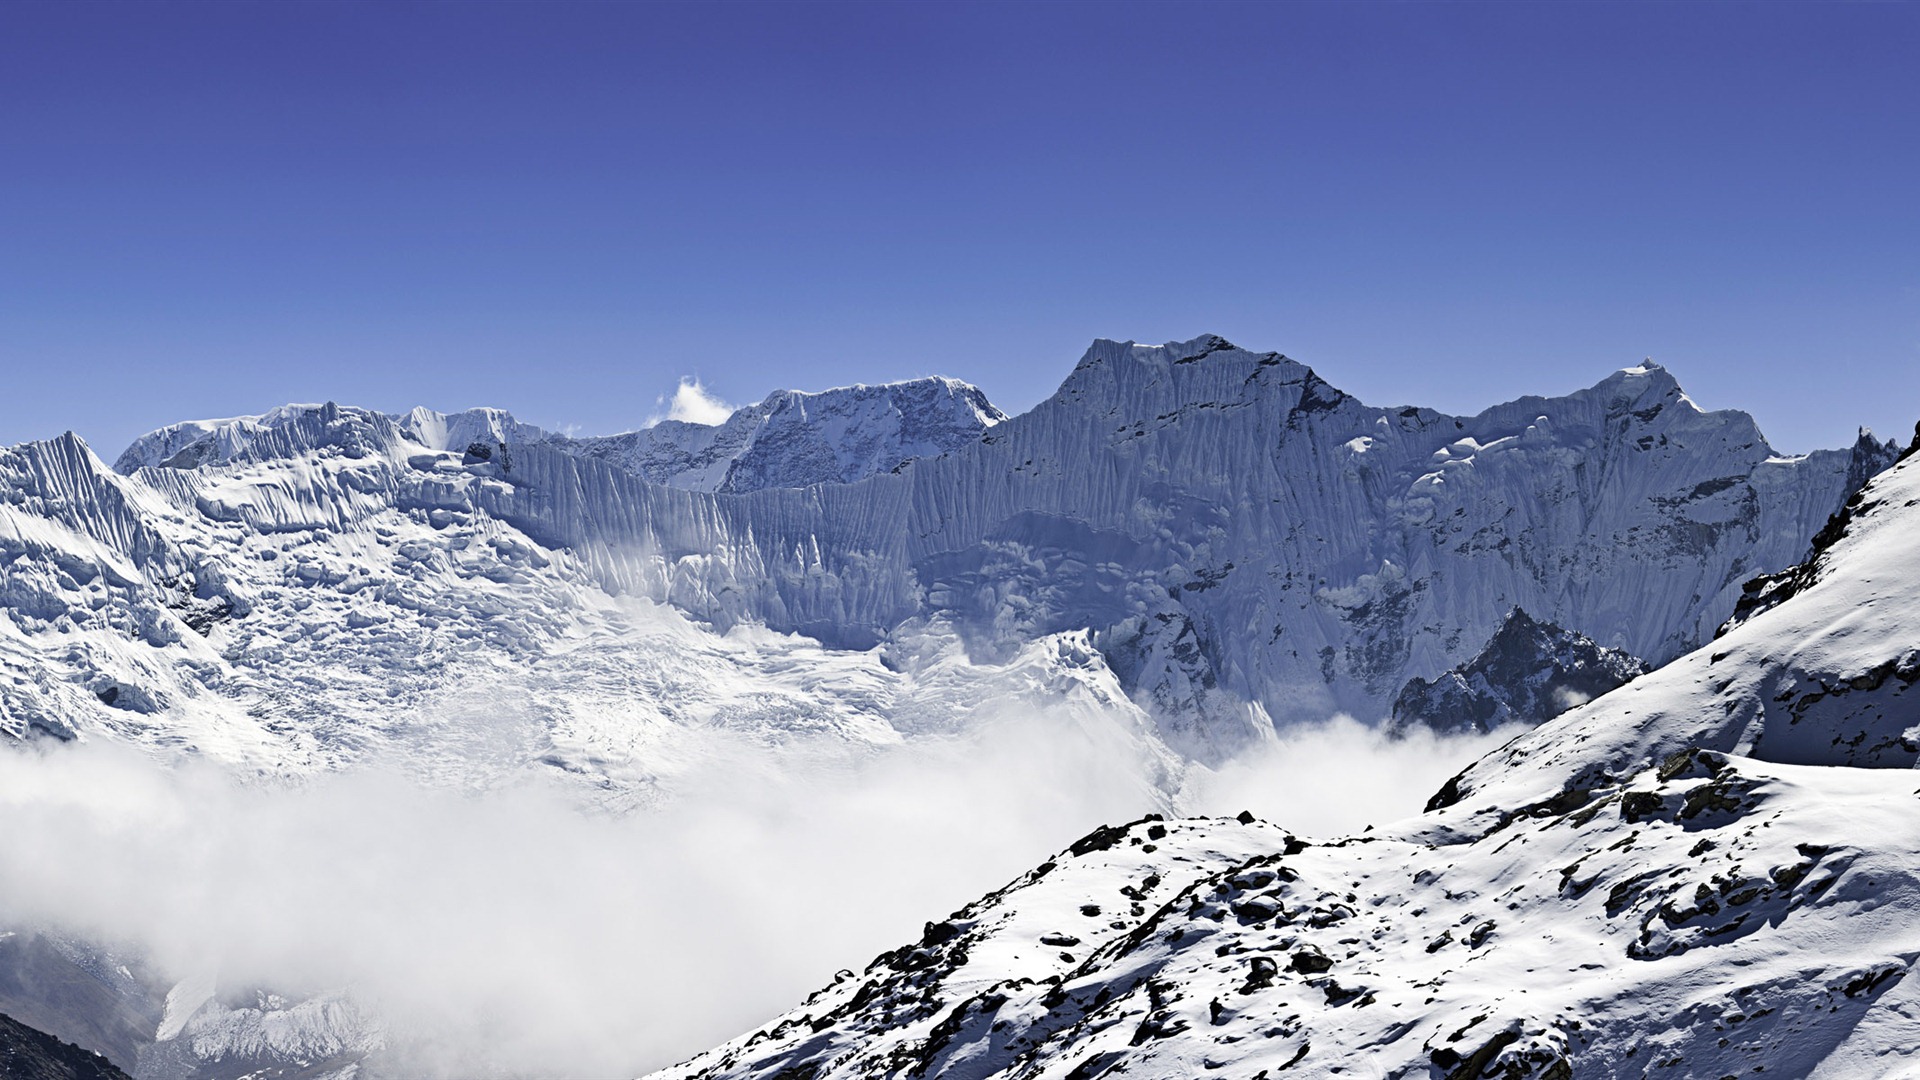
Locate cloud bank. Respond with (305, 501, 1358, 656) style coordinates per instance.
(1179, 715, 1522, 838)
(0, 707, 1509, 1076)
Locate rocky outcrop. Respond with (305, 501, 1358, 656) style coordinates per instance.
(1389, 608, 1648, 736)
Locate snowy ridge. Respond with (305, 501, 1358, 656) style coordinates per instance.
(652, 451, 1920, 1080)
(140, 987, 380, 1080)
(2, 335, 1898, 773)
(564, 376, 1006, 492)
(112, 376, 1005, 495)
(8, 420, 1167, 793)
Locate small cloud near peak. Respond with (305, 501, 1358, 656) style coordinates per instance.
(650, 378, 734, 427)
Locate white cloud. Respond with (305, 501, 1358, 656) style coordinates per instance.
(0, 710, 1159, 1076)
(0, 706, 1517, 1076)
(649, 378, 734, 427)
(1178, 715, 1522, 839)
(1553, 686, 1593, 712)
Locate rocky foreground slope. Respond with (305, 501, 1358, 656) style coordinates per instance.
(657, 445, 1920, 1079)
(0, 1010, 131, 1080)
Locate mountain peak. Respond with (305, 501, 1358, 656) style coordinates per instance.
(1391, 607, 1648, 737)
(1594, 357, 1682, 394)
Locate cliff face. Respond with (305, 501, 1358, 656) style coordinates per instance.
(3, 337, 1896, 767)
(460, 335, 1886, 739)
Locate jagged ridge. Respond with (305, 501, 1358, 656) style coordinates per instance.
(113, 377, 1006, 495)
(1388, 608, 1648, 736)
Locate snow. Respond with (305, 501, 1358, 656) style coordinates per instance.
(658, 452, 1920, 1080)
(156, 971, 215, 1042)
(2, 333, 1900, 778)
(0, 334, 1908, 1077)
(41, 339, 1881, 766)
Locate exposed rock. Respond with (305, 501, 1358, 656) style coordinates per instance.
(1390, 609, 1648, 735)
(0, 1011, 131, 1080)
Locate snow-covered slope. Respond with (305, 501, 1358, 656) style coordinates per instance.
(3, 336, 1898, 776)
(1389, 608, 1648, 735)
(655, 441, 1920, 1080)
(5, 416, 1161, 798)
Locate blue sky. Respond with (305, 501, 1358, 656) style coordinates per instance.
(2, 0, 1916, 456)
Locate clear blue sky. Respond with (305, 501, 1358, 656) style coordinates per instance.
(2, 0, 1916, 457)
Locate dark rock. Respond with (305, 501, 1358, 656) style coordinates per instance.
(1392, 609, 1648, 736)
(1069, 824, 1128, 856)
(0, 1011, 132, 1080)
(1289, 948, 1332, 975)
(1242, 955, 1280, 992)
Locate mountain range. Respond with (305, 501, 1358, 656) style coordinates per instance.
(0, 335, 1910, 1078)
(1, 336, 1896, 773)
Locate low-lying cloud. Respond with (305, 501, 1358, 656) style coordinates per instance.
(0, 707, 1511, 1077)
(1180, 715, 1523, 838)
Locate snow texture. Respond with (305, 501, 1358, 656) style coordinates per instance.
(3, 336, 1894, 781)
(0, 336, 1908, 1077)
(653, 449, 1920, 1080)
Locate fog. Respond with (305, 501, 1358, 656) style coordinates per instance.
(0, 707, 1509, 1077)
(1181, 715, 1522, 837)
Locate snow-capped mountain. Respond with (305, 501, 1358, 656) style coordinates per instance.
(559, 377, 1007, 493)
(113, 376, 1006, 494)
(1, 336, 1911, 1078)
(1, 336, 1896, 780)
(654, 432, 1920, 1080)
(1389, 607, 1649, 735)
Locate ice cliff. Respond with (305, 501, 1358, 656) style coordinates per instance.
(2, 336, 1901, 770)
